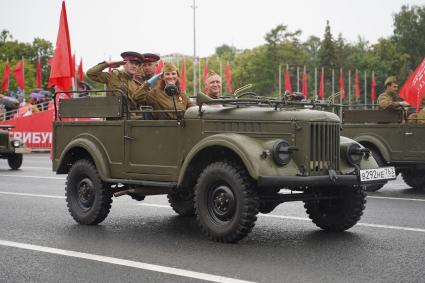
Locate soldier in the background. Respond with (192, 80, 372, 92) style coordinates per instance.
(86, 51, 145, 110)
(140, 53, 160, 81)
(204, 71, 222, 99)
(377, 76, 410, 110)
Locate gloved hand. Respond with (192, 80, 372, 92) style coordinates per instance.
(147, 73, 162, 85)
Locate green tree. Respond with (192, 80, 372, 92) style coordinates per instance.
(319, 20, 337, 69)
(392, 5, 425, 69)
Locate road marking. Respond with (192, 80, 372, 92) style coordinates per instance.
(1, 192, 425, 234)
(0, 239, 253, 283)
(0, 174, 65, 180)
(0, 191, 65, 199)
(368, 196, 425, 202)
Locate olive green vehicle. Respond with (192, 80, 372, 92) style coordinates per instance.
(0, 125, 31, 169)
(341, 109, 425, 192)
(52, 89, 394, 243)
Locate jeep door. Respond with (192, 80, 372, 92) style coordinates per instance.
(124, 119, 181, 182)
(404, 124, 425, 159)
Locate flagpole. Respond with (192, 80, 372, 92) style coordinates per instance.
(364, 71, 367, 109)
(22, 56, 25, 93)
(372, 71, 375, 109)
(348, 69, 351, 109)
(278, 64, 282, 98)
(296, 66, 300, 93)
(314, 67, 317, 98)
(219, 59, 223, 96)
(332, 68, 335, 97)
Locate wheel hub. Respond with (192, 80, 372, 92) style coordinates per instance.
(77, 178, 95, 210)
(208, 185, 236, 222)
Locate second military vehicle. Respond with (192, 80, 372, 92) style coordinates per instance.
(52, 89, 394, 243)
(0, 125, 30, 170)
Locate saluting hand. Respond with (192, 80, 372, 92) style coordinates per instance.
(108, 61, 126, 68)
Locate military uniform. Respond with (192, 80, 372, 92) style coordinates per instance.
(86, 52, 146, 110)
(377, 91, 403, 110)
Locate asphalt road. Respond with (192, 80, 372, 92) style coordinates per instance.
(0, 154, 424, 283)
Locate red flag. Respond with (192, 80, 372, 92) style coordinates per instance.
(1, 62, 10, 92)
(13, 59, 25, 90)
(399, 58, 425, 112)
(180, 61, 186, 92)
(284, 65, 292, 93)
(339, 68, 345, 99)
(302, 67, 308, 97)
(78, 57, 84, 82)
(319, 68, 324, 98)
(155, 59, 164, 74)
(354, 70, 360, 98)
(371, 71, 376, 101)
(202, 60, 209, 82)
(48, 1, 73, 91)
(224, 62, 233, 94)
(36, 57, 42, 88)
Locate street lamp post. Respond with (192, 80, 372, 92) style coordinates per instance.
(191, 0, 197, 96)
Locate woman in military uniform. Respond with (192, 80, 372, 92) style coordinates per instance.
(143, 63, 194, 120)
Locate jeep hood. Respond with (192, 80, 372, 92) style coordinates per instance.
(184, 106, 340, 122)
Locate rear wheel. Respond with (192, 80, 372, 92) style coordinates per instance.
(8, 154, 22, 170)
(65, 159, 112, 225)
(365, 149, 387, 192)
(304, 186, 366, 231)
(401, 169, 425, 191)
(168, 189, 195, 217)
(194, 161, 259, 243)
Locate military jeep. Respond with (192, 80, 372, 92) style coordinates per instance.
(341, 108, 425, 192)
(0, 125, 30, 169)
(52, 89, 394, 243)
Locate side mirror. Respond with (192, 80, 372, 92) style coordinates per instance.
(164, 84, 178, 97)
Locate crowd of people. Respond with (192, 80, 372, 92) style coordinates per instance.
(0, 88, 53, 121)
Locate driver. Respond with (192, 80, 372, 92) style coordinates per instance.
(377, 76, 410, 110)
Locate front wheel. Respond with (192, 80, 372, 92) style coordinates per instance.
(8, 154, 22, 170)
(194, 161, 259, 243)
(304, 186, 366, 231)
(65, 159, 112, 225)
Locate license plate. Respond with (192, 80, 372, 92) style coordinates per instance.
(360, 167, 396, 182)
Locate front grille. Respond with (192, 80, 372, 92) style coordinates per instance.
(309, 122, 340, 174)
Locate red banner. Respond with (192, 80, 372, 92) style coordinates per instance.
(0, 109, 53, 149)
(400, 58, 425, 112)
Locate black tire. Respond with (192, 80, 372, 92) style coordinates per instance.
(168, 190, 195, 217)
(401, 169, 425, 191)
(194, 161, 259, 243)
(365, 149, 387, 192)
(304, 186, 366, 231)
(8, 154, 22, 170)
(65, 159, 112, 225)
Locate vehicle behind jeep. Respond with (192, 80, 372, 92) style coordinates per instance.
(52, 90, 394, 243)
(0, 125, 30, 169)
(341, 108, 425, 192)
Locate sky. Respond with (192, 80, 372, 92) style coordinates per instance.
(0, 0, 423, 68)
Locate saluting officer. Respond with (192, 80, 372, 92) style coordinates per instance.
(86, 51, 145, 110)
(377, 76, 410, 110)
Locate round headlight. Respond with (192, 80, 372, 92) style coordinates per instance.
(272, 139, 293, 166)
(347, 143, 363, 165)
(11, 139, 20, 148)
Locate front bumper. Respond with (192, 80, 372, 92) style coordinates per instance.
(257, 171, 388, 189)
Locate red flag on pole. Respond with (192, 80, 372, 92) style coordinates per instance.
(319, 68, 324, 98)
(224, 62, 233, 94)
(284, 65, 292, 94)
(1, 61, 10, 92)
(48, 0, 73, 91)
(155, 59, 164, 74)
(180, 61, 186, 92)
(354, 70, 360, 98)
(13, 59, 25, 90)
(302, 67, 308, 97)
(399, 58, 425, 112)
(36, 57, 42, 88)
(202, 60, 209, 82)
(339, 68, 345, 99)
(78, 57, 84, 82)
(371, 71, 376, 101)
